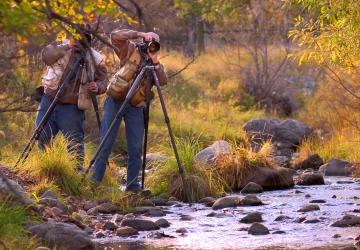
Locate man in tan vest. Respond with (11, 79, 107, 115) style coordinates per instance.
(37, 34, 107, 171)
(91, 29, 167, 192)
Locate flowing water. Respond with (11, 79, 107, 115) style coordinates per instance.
(96, 177, 360, 250)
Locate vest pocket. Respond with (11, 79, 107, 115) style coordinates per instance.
(106, 73, 129, 100)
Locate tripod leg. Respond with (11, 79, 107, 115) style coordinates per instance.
(141, 83, 151, 189)
(151, 70, 191, 203)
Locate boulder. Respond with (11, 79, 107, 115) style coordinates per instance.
(239, 166, 294, 190)
(0, 174, 37, 209)
(243, 119, 311, 151)
(241, 182, 263, 194)
(87, 203, 120, 215)
(150, 197, 168, 206)
(319, 159, 354, 176)
(248, 223, 270, 235)
(295, 154, 324, 170)
(274, 215, 291, 221)
(195, 140, 231, 165)
(145, 153, 168, 169)
(39, 198, 68, 214)
(116, 226, 138, 237)
(40, 190, 58, 200)
(212, 196, 241, 210)
(29, 222, 94, 250)
(103, 221, 117, 231)
(155, 218, 170, 228)
(120, 219, 160, 231)
(240, 212, 263, 223)
(240, 195, 264, 206)
(331, 215, 360, 227)
(199, 197, 216, 207)
(297, 204, 320, 212)
(296, 173, 325, 186)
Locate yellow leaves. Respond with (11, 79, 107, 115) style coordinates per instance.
(56, 30, 67, 42)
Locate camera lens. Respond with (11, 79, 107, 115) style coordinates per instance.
(148, 41, 160, 53)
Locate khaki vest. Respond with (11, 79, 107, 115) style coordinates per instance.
(106, 47, 142, 103)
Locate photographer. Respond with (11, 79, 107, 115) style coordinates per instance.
(91, 29, 167, 192)
(37, 34, 107, 171)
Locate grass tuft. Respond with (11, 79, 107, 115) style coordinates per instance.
(21, 135, 81, 196)
(215, 141, 274, 191)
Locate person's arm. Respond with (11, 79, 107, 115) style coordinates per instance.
(93, 63, 108, 95)
(110, 29, 155, 62)
(42, 41, 71, 66)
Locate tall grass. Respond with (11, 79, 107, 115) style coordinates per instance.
(146, 137, 225, 201)
(21, 135, 82, 196)
(215, 141, 274, 190)
(0, 198, 38, 250)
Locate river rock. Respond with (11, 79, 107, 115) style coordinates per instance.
(83, 200, 98, 211)
(272, 230, 286, 234)
(144, 208, 165, 217)
(239, 166, 294, 190)
(309, 199, 326, 203)
(111, 214, 124, 223)
(29, 221, 94, 249)
(331, 215, 360, 227)
(248, 223, 270, 235)
(212, 196, 241, 210)
(241, 182, 263, 194)
(176, 227, 188, 234)
(40, 190, 58, 200)
(39, 198, 68, 214)
(274, 215, 292, 221)
(139, 199, 155, 207)
(240, 212, 263, 223)
(120, 218, 160, 231)
(116, 226, 138, 237)
(295, 154, 324, 170)
(155, 218, 170, 228)
(243, 119, 311, 156)
(297, 204, 320, 212)
(0, 174, 37, 209)
(296, 173, 325, 186)
(87, 203, 120, 215)
(180, 215, 193, 221)
(150, 197, 168, 206)
(319, 159, 354, 176)
(199, 197, 216, 207)
(240, 195, 263, 206)
(195, 140, 231, 165)
(303, 218, 320, 223)
(103, 221, 117, 231)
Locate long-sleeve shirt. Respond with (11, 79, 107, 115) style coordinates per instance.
(42, 42, 108, 105)
(110, 29, 168, 86)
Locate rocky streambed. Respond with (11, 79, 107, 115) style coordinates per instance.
(95, 176, 360, 250)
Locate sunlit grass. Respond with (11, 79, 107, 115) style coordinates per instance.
(0, 199, 38, 250)
(297, 130, 360, 176)
(146, 137, 226, 201)
(215, 141, 274, 191)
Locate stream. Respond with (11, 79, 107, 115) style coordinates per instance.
(95, 176, 360, 250)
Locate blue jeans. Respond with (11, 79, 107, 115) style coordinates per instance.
(91, 96, 144, 189)
(36, 95, 85, 169)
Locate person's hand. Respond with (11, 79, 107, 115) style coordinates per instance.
(86, 82, 98, 93)
(148, 50, 160, 64)
(138, 32, 158, 42)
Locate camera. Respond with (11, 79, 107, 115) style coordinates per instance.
(137, 40, 161, 54)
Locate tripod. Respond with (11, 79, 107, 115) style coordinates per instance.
(83, 63, 191, 202)
(14, 51, 86, 168)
